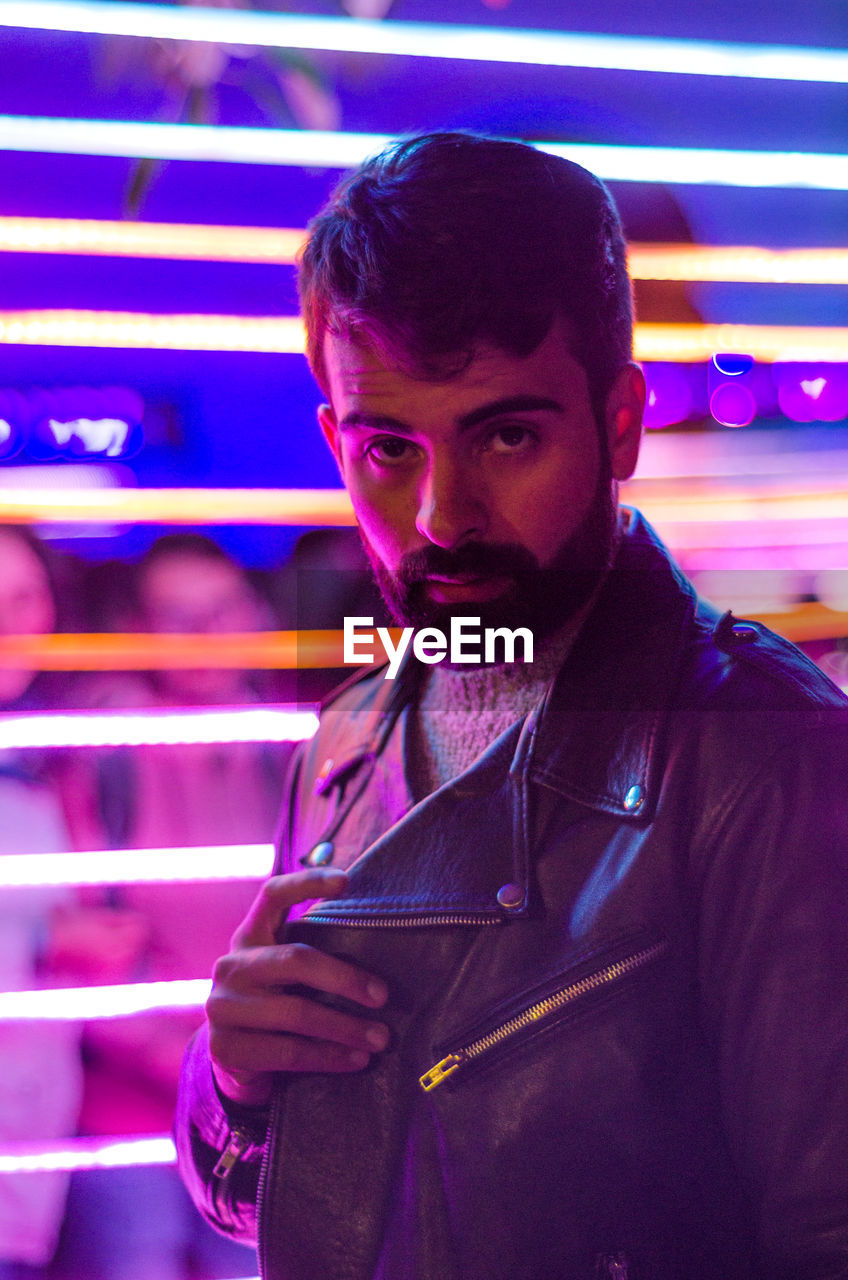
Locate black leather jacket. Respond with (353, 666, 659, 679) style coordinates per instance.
(176, 511, 848, 1280)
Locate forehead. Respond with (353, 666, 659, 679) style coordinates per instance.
(322, 320, 589, 421)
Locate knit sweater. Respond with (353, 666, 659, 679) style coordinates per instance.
(407, 630, 574, 801)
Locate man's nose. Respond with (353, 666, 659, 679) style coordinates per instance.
(414, 457, 486, 549)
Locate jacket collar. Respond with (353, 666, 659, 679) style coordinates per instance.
(523, 509, 695, 819)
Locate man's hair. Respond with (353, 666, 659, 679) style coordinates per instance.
(298, 131, 634, 414)
(139, 532, 234, 574)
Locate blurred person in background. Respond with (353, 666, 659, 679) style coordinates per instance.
(271, 525, 388, 702)
(0, 526, 83, 1280)
(52, 533, 284, 1280)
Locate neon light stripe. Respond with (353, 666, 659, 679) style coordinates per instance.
(2, 219, 847, 285)
(0, 706, 319, 749)
(2, 483, 848, 532)
(0, 1135, 177, 1174)
(0, 487, 355, 526)
(627, 244, 848, 285)
(0, 216, 305, 263)
(634, 324, 848, 363)
(0, 309, 306, 353)
(0, 630, 352, 671)
(0, 978, 211, 1020)
(1, 311, 847, 360)
(0, 844, 273, 889)
(0, 3, 845, 84)
(0, 118, 846, 191)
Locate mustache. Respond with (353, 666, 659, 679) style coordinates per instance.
(395, 542, 538, 587)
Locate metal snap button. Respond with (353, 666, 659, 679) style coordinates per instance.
(623, 784, 644, 812)
(304, 841, 334, 867)
(730, 623, 758, 643)
(497, 882, 525, 911)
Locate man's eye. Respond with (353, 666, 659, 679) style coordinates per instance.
(486, 426, 534, 454)
(366, 437, 415, 465)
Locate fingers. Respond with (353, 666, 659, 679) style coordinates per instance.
(208, 991, 389, 1073)
(232, 869, 349, 950)
(213, 942, 388, 1011)
(208, 897, 391, 1093)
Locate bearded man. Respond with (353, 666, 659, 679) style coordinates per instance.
(176, 132, 848, 1280)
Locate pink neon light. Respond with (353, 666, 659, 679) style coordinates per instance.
(0, 705, 318, 750)
(0, 844, 273, 889)
(0, 979, 211, 1022)
(0, 1135, 176, 1174)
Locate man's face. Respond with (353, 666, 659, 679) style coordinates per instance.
(318, 320, 644, 645)
(0, 530, 56, 703)
(139, 553, 262, 702)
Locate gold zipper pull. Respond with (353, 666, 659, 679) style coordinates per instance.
(419, 1053, 464, 1091)
(212, 1128, 250, 1180)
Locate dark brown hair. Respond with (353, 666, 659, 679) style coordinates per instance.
(298, 131, 633, 416)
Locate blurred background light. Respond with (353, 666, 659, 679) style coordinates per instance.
(0, 705, 319, 748)
(642, 364, 695, 429)
(775, 364, 848, 421)
(0, 980, 211, 1022)
(0, 1137, 178, 1175)
(1, 3, 845, 83)
(0, 117, 846, 190)
(0, 845, 273, 889)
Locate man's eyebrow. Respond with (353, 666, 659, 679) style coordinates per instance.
(338, 396, 563, 435)
(458, 396, 564, 430)
(337, 413, 412, 435)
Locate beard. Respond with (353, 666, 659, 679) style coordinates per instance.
(360, 473, 620, 653)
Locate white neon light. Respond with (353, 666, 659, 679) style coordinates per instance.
(0, 1135, 177, 1174)
(0, 978, 211, 1021)
(0, 706, 319, 750)
(0, 3, 845, 84)
(48, 416, 130, 456)
(0, 117, 846, 191)
(0, 844, 273, 889)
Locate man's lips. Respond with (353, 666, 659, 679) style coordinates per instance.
(424, 573, 512, 603)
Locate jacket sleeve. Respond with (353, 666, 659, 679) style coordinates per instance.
(693, 714, 848, 1279)
(174, 1021, 269, 1245)
(174, 744, 309, 1240)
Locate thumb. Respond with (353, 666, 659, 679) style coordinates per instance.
(231, 868, 348, 949)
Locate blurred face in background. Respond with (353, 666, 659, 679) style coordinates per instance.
(137, 552, 263, 703)
(0, 528, 57, 703)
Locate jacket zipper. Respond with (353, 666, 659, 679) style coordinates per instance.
(255, 1087, 283, 1280)
(211, 1128, 250, 1181)
(419, 940, 667, 1091)
(305, 912, 503, 928)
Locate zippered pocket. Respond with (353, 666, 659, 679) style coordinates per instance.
(419, 938, 667, 1091)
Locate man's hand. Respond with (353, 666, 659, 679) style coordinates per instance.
(206, 868, 390, 1108)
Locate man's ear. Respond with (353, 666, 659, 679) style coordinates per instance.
(317, 403, 344, 479)
(604, 363, 645, 482)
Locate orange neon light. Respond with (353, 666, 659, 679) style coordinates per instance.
(627, 244, 848, 284)
(0, 217, 305, 264)
(0, 605, 844, 673)
(0, 484, 846, 528)
(0, 488, 356, 526)
(0, 631, 355, 671)
(0, 310, 846, 362)
(1, 219, 847, 286)
(0, 310, 306, 353)
(635, 323, 848, 363)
